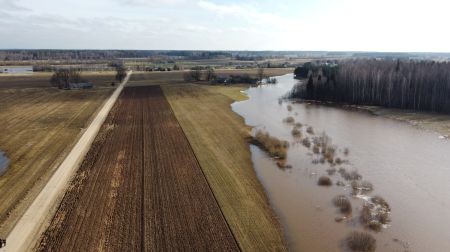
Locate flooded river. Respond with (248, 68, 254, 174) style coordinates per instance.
(232, 74, 450, 252)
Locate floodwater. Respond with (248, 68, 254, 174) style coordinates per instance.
(0, 151, 10, 175)
(0, 66, 33, 74)
(232, 74, 450, 252)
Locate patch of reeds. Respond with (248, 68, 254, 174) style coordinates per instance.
(291, 128, 302, 138)
(344, 147, 350, 156)
(338, 168, 362, 181)
(333, 195, 352, 215)
(253, 130, 289, 160)
(371, 196, 391, 211)
(326, 167, 336, 175)
(336, 180, 346, 186)
(318, 176, 332, 186)
(312, 145, 320, 154)
(346, 231, 376, 252)
(360, 197, 391, 231)
(302, 137, 311, 148)
(283, 116, 295, 124)
(351, 181, 374, 195)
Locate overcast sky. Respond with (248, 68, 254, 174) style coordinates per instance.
(1, 0, 449, 52)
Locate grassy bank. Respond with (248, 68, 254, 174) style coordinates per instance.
(163, 84, 288, 251)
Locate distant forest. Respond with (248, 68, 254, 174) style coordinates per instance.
(290, 60, 450, 113)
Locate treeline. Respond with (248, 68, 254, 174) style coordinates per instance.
(290, 59, 450, 113)
(0, 50, 233, 61)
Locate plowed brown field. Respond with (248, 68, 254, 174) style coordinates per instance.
(37, 86, 239, 251)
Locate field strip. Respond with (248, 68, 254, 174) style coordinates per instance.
(36, 85, 239, 251)
(4, 71, 132, 252)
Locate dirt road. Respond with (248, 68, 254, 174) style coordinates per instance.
(3, 72, 132, 252)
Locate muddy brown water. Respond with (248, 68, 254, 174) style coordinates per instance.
(0, 151, 9, 175)
(232, 74, 450, 252)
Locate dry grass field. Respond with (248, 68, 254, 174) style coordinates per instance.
(0, 74, 115, 237)
(163, 84, 288, 251)
(0, 71, 116, 89)
(37, 86, 239, 251)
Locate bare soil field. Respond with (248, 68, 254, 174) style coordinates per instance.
(0, 86, 113, 237)
(0, 72, 116, 89)
(37, 86, 239, 251)
(128, 68, 293, 86)
(163, 84, 288, 251)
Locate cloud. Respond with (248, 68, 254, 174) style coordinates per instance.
(113, 0, 188, 6)
(197, 1, 301, 29)
(0, 0, 30, 11)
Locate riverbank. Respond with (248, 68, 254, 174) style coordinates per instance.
(356, 106, 450, 138)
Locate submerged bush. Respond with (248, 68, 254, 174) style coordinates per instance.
(318, 176, 332, 186)
(312, 145, 320, 154)
(360, 197, 391, 231)
(351, 181, 374, 195)
(333, 195, 352, 215)
(254, 130, 289, 160)
(283, 116, 295, 124)
(346, 231, 376, 252)
(339, 169, 362, 181)
(371, 196, 391, 211)
(302, 137, 311, 148)
(291, 128, 302, 138)
(326, 168, 337, 175)
(344, 147, 350, 156)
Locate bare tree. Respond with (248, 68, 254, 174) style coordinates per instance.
(50, 69, 82, 89)
(183, 70, 202, 82)
(257, 67, 265, 81)
(204, 68, 217, 81)
(113, 63, 127, 82)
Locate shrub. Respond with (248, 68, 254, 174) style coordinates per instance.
(339, 169, 362, 181)
(336, 180, 345, 186)
(306, 126, 314, 134)
(344, 147, 350, 156)
(351, 181, 374, 195)
(294, 122, 303, 128)
(254, 130, 289, 160)
(360, 199, 391, 231)
(283, 116, 295, 124)
(287, 105, 293, 111)
(312, 145, 320, 154)
(333, 195, 352, 215)
(346, 231, 376, 252)
(371, 196, 391, 211)
(326, 167, 336, 175)
(318, 176, 332, 186)
(291, 128, 302, 137)
(302, 137, 311, 148)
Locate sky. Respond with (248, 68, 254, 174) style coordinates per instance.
(0, 0, 449, 52)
